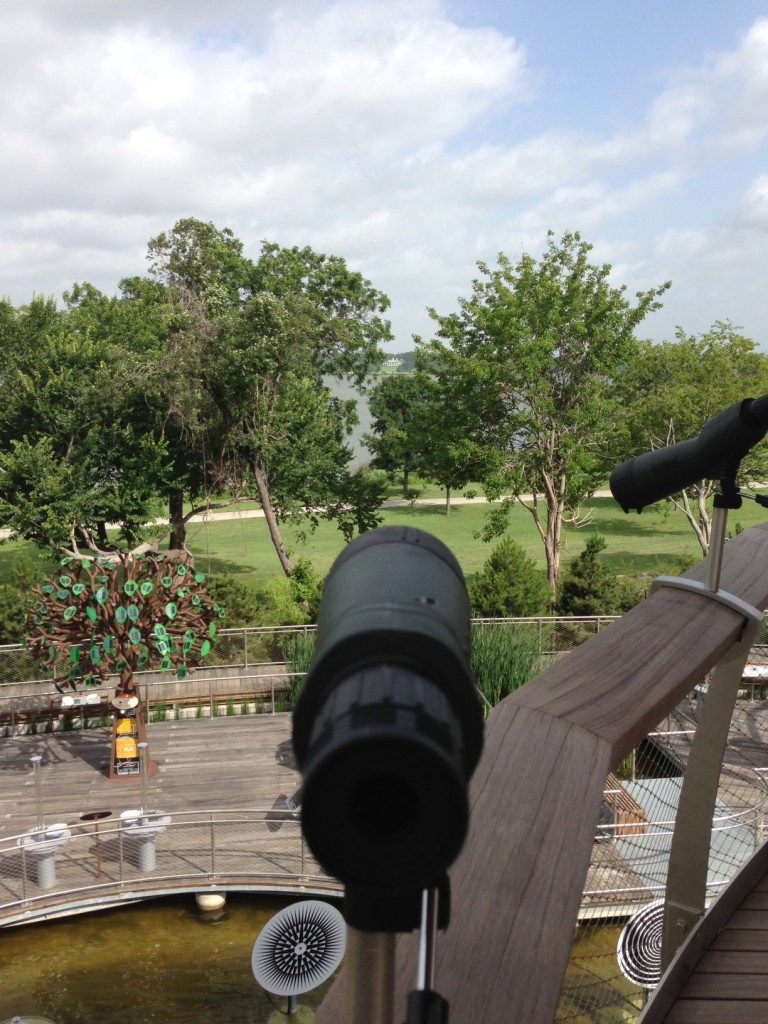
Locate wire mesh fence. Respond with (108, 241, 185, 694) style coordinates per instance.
(557, 691, 768, 1024)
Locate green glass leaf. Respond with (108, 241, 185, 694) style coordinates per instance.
(194, 573, 206, 583)
(59, 576, 72, 588)
(102, 635, 115, 654)
(161, 576, 172, 588)
(137, 652, 148, 667)
(165, 602, 177, 620)
(208, 622, 217, 638)
(42, 584, 55, 594)
(191, 595, 201, 607)
(69, 645, 79, 664)
(175, 588, 186, 599)
(140, 582, 154, 596)
(154, 624, 167, 639)
(176, 665, 188, 681)
(86, 606, 97, 624)
(183, 629, 195, 643)
(182, 638, 193, 654)
(95, 588, 108, 604)
(80, 559, 91, 569)
(176, 565, 187, 576)
(160, 656, 172, 671)
(127, 605, 139, 622)
(115, 607, 128, 624)
(60, 556, 73, 566)
(128, 627, 141, 644)
(48, 645, 57, 659)
(89, 646, 101, 665)
(156, 640, 169, 656)
(71, 583, 85, 596)
(116, 658, 127, 671)
(56, 590, 69, 601)
(123, 580, 138, 596)
(200, 640, 211, 657)
(83, 674, 96, 687)
(69, 667, 79, 680)
(63, 606, 76, 621)
(34, 615, 43, 625)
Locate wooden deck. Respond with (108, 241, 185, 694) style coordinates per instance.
(641, 838, 768, 1024)
(0, 713, 301, 838)
(0, 713, 333, 924)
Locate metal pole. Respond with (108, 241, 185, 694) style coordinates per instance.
(416, 888, 438, 993)
(705, 503, 728, 593)
(31, 755, 44, 830)
(344, 929, 395, 1024)
(138, 742, 148, 817)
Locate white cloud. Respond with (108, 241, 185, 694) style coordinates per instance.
(1, 3, 767, 349)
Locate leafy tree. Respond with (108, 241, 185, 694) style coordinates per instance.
(363, 373, 426, 496)
(141, 219, 392, 573)
(618, 322, 768, 554)
(421, 230, 670, 601)
(410, 361, 492, 514)
(0, 295, 168, 552)
(468, 536, 550, 618)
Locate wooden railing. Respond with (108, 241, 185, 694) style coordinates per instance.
(314, 521, 768, 1024)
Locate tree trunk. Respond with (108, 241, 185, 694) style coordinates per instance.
(168, 489, 186, 549)
(445, 486, 451, 515)
(402, 464, 410, 498)
(252, 464, 293, 576)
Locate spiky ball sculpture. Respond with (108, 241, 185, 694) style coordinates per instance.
(26, 551, 223, 781)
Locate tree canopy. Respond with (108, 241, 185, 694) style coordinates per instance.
(0, 219, 392, 575)
(419, 230, 670, 601)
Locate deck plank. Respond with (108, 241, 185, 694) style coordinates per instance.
(667, 1000, 768, 1024)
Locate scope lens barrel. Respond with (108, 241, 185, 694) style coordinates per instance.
(292, 526, 483, 892)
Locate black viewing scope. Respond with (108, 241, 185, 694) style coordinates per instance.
(292, 526, 483, 896)
(610, 396, 768, 513)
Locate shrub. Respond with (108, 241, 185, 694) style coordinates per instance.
(252, 559, 323, 627)
(469, 536, 550, 618)
(205, 575, 260, 627)
(557, 534, 623, 616)
(0, 584, 26, 644)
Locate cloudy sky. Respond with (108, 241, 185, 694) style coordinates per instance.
(2, 0, 768, 349)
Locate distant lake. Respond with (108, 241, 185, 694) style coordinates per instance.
(327, 376, 374, 470)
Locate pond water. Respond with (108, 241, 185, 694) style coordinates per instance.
(2, 894, 643, 1024)
(1, 894, 338, 1024)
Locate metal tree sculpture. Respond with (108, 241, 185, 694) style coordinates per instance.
(25, 551, 222, 779)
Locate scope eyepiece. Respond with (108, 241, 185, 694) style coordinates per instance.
(292, 526, 483, 895)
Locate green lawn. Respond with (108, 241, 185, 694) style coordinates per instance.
(2, 492, 767, 592)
